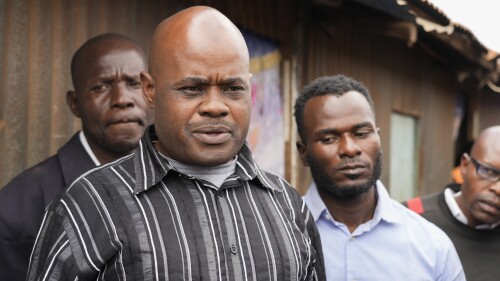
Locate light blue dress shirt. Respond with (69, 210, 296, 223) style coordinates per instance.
(303, 181, 466, 281)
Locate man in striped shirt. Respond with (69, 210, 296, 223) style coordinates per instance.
(27, 6, 324, 281)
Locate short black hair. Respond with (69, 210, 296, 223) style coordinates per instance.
(70, 33, 145, 89)
(294, 75, 374, 140)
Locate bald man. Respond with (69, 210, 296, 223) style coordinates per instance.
(405, 126, 500, 281)
(27, 6, 324, 281)
(0, 33, 152, 281)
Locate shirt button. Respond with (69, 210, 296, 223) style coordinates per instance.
(218, 191, 224, 197)
(350, 237, 355, 241)
(230, 245, 237, 255)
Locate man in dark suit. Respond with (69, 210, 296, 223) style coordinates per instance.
(0, 33, 152, 281)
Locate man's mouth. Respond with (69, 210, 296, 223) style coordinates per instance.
(108, 117, 143, 127)
(193, 125, 231, 145)
(479, 200, 500, 215)
(338, 164, 366, 175)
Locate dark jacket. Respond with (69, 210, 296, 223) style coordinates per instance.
(0, 133, 95, 281)
(404, 183, 500, 281)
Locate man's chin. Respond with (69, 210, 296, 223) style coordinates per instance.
(321, 178, 375, 200)
(192, 147, 239, 167)
(335, 175, 374, 187)
(105, 138, 141, 155)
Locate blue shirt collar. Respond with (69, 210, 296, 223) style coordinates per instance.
(304, 180, 403, 226)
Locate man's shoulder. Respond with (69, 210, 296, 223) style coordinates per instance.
(1, 132, 93, 195)
(0, 154, 64, 240)
(255, 169, 306, 206)
(62, 153, 136, 196)
(392, 197, 453, 245)
(403, 191, 442, 216)
(259, 169, 296, 192)
(1, 154, 63, 197)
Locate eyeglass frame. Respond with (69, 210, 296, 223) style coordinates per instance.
(464, 153, 500, 183)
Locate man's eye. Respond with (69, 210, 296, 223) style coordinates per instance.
(320, 136, 338, 144)
(353, 131, 370, 138)
(479, 166, 497, 178)
(225, 86, 244, 92)
(91, 84, 108, 92)
(129, 80, 141, 88)
(182, 86, 203, 94)
(224, 86, 246, 97)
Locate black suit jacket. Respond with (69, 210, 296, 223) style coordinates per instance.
(0, 133, 96, 281)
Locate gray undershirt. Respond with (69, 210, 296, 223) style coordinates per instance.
(162, 154, 237, 189)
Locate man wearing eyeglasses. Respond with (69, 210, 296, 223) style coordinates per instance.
(404, 125, 500, 281)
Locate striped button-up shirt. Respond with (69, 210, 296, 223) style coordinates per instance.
(27, 126, 324, 281)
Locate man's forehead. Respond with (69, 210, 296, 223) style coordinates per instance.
(307, 92, 373, 114)
(78, 49, 145, 75)
(473, 132, 500, 165)
(149, 7, 248, 75)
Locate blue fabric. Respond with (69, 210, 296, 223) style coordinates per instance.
(304, 181, 466, 281)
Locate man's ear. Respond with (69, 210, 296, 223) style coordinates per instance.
(141, 71, 155, 109)
(296, 140, 310, 166)
(66, 91, 81, 118)
(460, 153, 470, 176)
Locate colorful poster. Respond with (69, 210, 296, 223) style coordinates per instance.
(242, 30, 284, 177)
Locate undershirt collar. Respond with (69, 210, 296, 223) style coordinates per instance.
(159, 152, 237, 189)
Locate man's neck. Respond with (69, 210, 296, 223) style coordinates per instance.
(81, 132, 131, 165)
(320, 186, 377, 233)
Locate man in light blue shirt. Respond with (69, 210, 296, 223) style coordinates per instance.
(294, 75, 465, 281)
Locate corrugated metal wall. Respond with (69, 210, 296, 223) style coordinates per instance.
(192, 0, 296, 53)
(295, 23, 458, 195)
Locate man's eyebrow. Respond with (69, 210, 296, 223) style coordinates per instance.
(123, 73, 141, 79)
(476, 159, 500, 173)
(94, 73, 115, 80)
(179, 76, 248, 85)
(180, 77, 209, 84)
(314, 128, 339, 136)
(353, 122, 374, 130)
(313, 122, 374, 137)
(220, 77, 247, 85)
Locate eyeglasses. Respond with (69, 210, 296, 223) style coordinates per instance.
(467, 154, 500, 182)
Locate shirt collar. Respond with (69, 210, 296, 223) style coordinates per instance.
(444, 188, 468, 225)
(304, 180, 403, 225)
(79, 131, 101, 166)
(303, 182, 327, 223)
(373, 181, 403, 224)
(132, 125, 281, 194)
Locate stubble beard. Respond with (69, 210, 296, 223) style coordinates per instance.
(309, 151, 382, 200)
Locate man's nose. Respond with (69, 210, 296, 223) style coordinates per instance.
(338, 136, 362, 158)
(490, 180, 500, 196)
(110, 84, 135, 109)
(198, 87, 229, 117)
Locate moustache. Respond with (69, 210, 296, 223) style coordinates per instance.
(334, 157, 370, 170)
